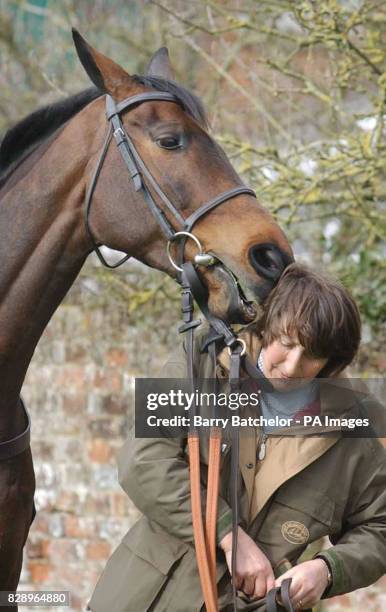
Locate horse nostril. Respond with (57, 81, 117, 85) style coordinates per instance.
(249, 243, 289, 281)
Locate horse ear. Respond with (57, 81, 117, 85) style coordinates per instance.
(146, 47, 175, 81)
(72, 29, 132, 96)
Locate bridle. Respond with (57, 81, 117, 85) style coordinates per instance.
(83, 90, 268, 612)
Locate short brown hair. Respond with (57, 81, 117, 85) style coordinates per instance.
(255, 263, 361, 377)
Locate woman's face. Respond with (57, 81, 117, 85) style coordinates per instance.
(262, 331, 328, 391)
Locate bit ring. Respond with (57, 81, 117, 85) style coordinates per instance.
(167, 231, 204, 272)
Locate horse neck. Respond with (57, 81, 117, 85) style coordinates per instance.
(0, 108, 101, 425)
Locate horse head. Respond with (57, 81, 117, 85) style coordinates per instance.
(73, 31, 293, 323)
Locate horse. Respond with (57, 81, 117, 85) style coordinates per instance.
(0, 30, 293, 596)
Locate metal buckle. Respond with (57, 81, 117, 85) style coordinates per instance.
(113, 127, 125, 143)
(227, 339, 246, 357)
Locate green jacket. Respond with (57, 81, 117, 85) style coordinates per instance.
(88, 326, 386, 612)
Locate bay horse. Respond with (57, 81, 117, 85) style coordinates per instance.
(0, 30, 293, 596)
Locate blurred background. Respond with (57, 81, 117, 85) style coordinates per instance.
(0, 0, 385, 610)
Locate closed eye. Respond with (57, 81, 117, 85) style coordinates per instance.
(279, 337, 296, 349)
(156, 135, 183, 150)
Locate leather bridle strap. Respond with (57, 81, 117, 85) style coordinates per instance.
(229, 349, 242, 612)
(188, 432, 218, 612)
(181, 263, 239, 349)
(180, 262, 250, 612)
(183, 186, 255, 233)
(278, 579, 295, 612)
(266, 579, 295, 612)
(180, 262, 277, 612)
(83, 125, 129, 268)
(206, 427, 222, 588)
(184, 296, 218, 610)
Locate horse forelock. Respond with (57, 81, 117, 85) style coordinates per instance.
(133, 75, 209, 130)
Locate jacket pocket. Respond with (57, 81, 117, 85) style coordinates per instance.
(122, 518, 189, 575)
(257, 486, 335, 562)
(274, 486, 335, 526)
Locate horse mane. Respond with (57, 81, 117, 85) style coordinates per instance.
(0, 87, 102, 185)
(0, 76, 208, 188)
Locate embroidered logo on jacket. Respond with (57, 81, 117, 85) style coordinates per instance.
(281, 521, 309, 544)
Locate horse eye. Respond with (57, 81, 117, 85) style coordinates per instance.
(156, 135, 182, 150)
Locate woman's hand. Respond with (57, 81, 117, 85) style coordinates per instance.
(274, 559, 330, 609)
(220, 527, 275, 599)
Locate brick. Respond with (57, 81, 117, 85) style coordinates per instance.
(91, 464, 118, 489)
(83, 493, 111, 515)
(45, 538, 86, 562)
(30, 512, 49, 533)
(88, 438, 113, 463)
(67, 344, 87, 362)
(88, 417, 119, 438)
(28, 562, 51, 583)
(102, 394, 127, 415)
(64, 515, 96, 539)
(87, 393, 104, 415)
(35, 462, 56, 487)
(47, 513, 64, 538)
(26, 538, 48, 559)
(55, 365, 88, 390)
(98, 517, 127, 541)
(110, 492, 129, 517)
(51, 340, 66, 364)
(53, 491, 80, 513)
(62, 392, 87, 415)
(86, 540, 111, 560)
(31, 441, 53, 460)
(93, 369, 122, 393)
(327, 594, 352, 608)
(106, 348, 128, 367)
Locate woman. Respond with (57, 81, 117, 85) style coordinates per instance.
(88, 264, 386, 611)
